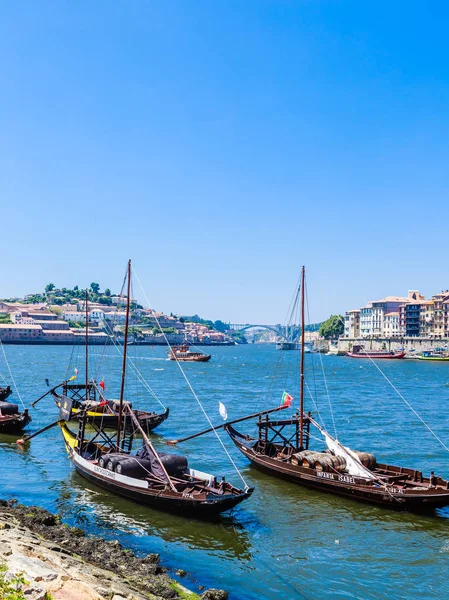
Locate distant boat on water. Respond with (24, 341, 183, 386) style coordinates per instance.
(167, 344, 211, 362)
(417, 349, 449, 362)
(346, 345, 405, 359)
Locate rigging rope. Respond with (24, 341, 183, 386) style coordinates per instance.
(103, 320, 166, 410)
(362, 351, 449, 454)
(0, 340, 25, 409)
(132, 266, 249, 490)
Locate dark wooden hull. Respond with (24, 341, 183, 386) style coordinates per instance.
(72, 407, 170, 432)
(61, 423, 253, 518)
(0, 411, 32, 434)
(225, 424, 449, 511)
(0, 387, 12, 402)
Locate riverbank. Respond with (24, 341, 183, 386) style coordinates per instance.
(338, 336, 449, 355)
(0, 500, 227, 600)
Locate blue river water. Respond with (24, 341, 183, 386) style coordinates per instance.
(1, 343, 449, 599)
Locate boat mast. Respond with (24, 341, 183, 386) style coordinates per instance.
(85, 289, 89, 397)
(300, 265, 305, 449)
(116, 259, 131, 450)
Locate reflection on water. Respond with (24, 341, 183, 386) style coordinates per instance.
(52, 474, 253, 562)
(1, 344, 449, 599)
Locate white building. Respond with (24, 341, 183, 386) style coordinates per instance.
(11, 311, 35, 325)
(62, 311, 85, 323)
(360, 304, 373, 337)
(383, 312, 400, 337)
(344, 310, 360, 338)
(89, 309, 105, 323)
(104, 311, 127, 324)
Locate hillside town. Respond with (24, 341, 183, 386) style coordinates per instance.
(343, 289, 449, 339)
(0, 286, 237, 345)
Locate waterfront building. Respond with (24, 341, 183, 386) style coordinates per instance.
(431, 292, 449, 338)
(359, 304, 373, 337)
(344, 310, 360, 338)
(419, 301, 434, 337)
(383, 312, 400, 337)
(11, 312, 35, 325)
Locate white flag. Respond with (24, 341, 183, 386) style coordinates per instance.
(219, 402, 228, 421)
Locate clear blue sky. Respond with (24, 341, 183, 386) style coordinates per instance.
(1, 1, 448, 324)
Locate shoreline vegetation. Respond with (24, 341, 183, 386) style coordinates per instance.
(0, 499, 227, 600)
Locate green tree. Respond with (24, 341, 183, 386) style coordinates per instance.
(90, 282, 100, 294)
(319, 315, 344, 340)
(104, 288, 111, 296)
(45, 283, 55, 292)
(74, 285, 79, 291)
(214, 320, 229, 333)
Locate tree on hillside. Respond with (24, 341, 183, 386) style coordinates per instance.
(74, 285, 79, 291)
(45, 283, 55, 292)
(90, 282, 100, 294)
(319, 315, 344, 340)
(104, 288, 111, 297)
(214, 320, 229, 333)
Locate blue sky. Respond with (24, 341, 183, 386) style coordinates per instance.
(1, 1, 449, 323)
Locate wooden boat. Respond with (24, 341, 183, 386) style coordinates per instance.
(346, 345, 406, 359)
(417, 350, 449, 361)
(0, 386, 12, 401)
(32, 288, 169, 434)
(50, 381, 169, 434)
(167, 344, 211, 362)
(225, 267, 449, 512)
(58, 261, 253, 517)
(0, 401, 31, 434)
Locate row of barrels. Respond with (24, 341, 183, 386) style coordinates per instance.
(291, 449, 376, 473)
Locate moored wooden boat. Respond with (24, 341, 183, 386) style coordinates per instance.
(60, 412, 253, 517)
(0, 406, 31, 434)
(51, 382, 169, 433)
(225, 417, 449, 511)
(346, 345, 406, 359)
(57, 260, 253, 518)
(167, 344, 211, 362)
(225, 267, 449, 512)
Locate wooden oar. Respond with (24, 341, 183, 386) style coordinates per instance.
(166, 405, 289, 445)
(30, 382, 63, 407)
(16, 419, 63, 445)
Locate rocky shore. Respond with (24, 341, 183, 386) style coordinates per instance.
(0, 500, 227, 600)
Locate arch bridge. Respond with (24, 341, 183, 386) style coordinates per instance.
(229, 323, 300, 342)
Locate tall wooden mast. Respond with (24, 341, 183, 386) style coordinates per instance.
(299, 266, 305, 449)
(116, 259, 131, 450)
(85, 289, 89, 397)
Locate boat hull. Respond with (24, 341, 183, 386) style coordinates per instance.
(225, 425, 449, 511)
(61, 423, 252, 517)
(168, 355, 211, 362)
(0, 411, 32, 434)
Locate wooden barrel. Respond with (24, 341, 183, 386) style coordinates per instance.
(301, 452, 328, 468)
(353, 451, 376, 469)
(314, 455, 347, 472)
(291, 450, 315, 466)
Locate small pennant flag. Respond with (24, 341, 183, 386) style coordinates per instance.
(74, 368, 79, 375)
(68, 375, 76, 382)
(219, 401, 228, 421)
(281, 391, 293, 407)
(99, 380, 105, 390)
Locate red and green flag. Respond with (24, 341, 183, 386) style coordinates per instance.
(281, 391, 293, 407)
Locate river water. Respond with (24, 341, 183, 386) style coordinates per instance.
(1, 343, 449, 599)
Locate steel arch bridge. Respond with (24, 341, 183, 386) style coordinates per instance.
(229, 323, 297, 341)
